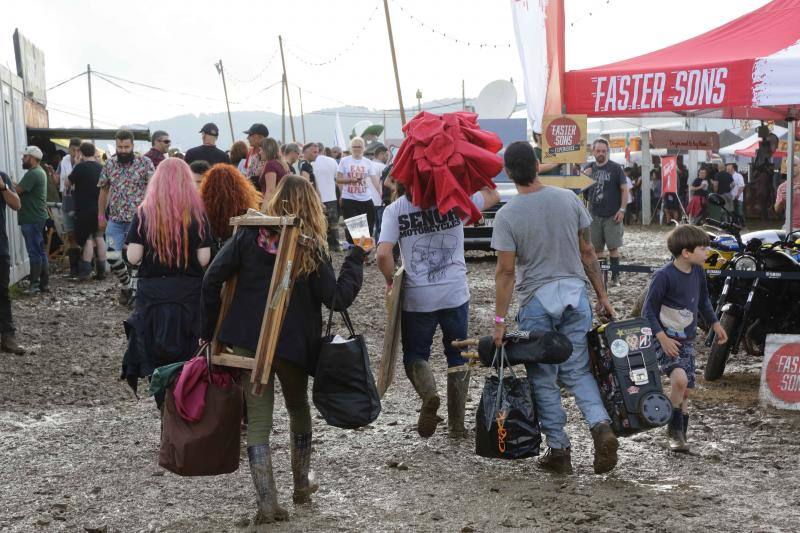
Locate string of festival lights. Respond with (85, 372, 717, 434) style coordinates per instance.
(226, 49, 279, 84)
(391, 1, 512, 49)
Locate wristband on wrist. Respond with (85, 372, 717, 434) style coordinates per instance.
(494, 315, 506, 324)
(98, 214, 106, 221)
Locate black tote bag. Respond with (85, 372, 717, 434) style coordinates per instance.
(476, 345, 540, 460)
(313, 306, 381, 429)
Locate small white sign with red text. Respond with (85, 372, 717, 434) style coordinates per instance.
(760, 334, 800, 410)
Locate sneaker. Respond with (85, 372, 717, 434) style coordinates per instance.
(591, 422, 619, 474)
(538, 447, 573, 475)
(1, 333, 25, 355)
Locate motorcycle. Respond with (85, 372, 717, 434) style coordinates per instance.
(631, 197, 786, 323)
(702, 197, 800, 381)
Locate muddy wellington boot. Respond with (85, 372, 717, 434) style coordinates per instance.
(405, 360, 441, 438)
(67, 248, 80, 279)
(247, 443, 289, 524)
(1, 333, 25, 355)
(291, 432, 319, 504)
(538, 447, 573, 475)
(667, 408, 690, 453)
(447, 370, 470, 438)
(683, 413, 690, 440)
(591, 422, 619, 474)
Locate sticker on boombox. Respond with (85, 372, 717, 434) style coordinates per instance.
(611, 339, 629, 358)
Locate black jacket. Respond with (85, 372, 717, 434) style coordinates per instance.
(122, 276, 204, 393)
(202, 227, 364, 374)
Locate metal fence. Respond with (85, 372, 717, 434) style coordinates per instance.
(0, 65, 32, 284)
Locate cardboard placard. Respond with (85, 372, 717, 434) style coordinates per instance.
(760, 334, 800, 410)
(541, 114, 587, 164)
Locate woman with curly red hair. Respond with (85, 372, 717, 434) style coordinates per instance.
(200, 163, 262, 250)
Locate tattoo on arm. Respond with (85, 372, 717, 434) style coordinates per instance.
(580, 229, 607, 298)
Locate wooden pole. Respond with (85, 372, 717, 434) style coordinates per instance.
(382, 0, 407, 127)
(299, 87, 306, 145)
(278, 35, 297, 141)
(462, 79, 466, 110)
(788, 119, 795, 233)
(87, 64, 94, 129)
(215, 60, 236, 143)
(281, 74, 286, 144)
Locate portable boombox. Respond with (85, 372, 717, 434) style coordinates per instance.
(587, 318, 672, 437)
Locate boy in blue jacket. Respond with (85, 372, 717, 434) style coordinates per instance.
(643, 225, 728, 452)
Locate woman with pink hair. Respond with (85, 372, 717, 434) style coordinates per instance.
(121, 158, 212, 405)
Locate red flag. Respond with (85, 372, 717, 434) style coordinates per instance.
(661, 156, 678, 195)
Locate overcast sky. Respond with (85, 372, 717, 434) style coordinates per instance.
(1, 0, 770, 129)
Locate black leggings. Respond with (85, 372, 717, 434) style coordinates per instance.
(340, 199, 375, 244)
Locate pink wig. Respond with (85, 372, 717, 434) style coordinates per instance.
(136, 158, 207, 269)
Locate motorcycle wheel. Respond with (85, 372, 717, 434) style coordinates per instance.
(704, 312, 737, 381)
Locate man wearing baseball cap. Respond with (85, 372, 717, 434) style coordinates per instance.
(242, 123, 269, 184)
(184, 122, 231, 166)
(16, 146, 50, 294)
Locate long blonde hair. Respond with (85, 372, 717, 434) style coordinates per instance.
(265, 174, 328, 276)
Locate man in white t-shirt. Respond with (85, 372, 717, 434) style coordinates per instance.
(370, 145, 390, 241)
(377, 182, 499, 439)
(58, 137, 82, 278)
(336, 136, 381, 243)
(312, 142, 341, 251)
(727, 162, 745, 222)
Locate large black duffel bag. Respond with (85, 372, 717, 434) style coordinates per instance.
(313, 307, 381, 429)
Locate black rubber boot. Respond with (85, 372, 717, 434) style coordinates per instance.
(77, 260, 93, 282)
(405, 360, 440, 438)
(291, 432, 319, 504)
(94, 260, 107, 280)
(683, 412, 689, 440)
(247, 443, 289, 524)
(447, 370, 470, 438)
(25, 263, 41, 295)
(39, 259, 50, 293)
(67, 248, 80, 279)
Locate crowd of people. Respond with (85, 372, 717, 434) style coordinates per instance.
(1, 121, 797, 526)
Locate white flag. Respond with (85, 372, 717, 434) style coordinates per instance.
(334, 112, 347, 150)
(510, 0, 564, 133)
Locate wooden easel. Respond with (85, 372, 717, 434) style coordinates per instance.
(209, 210, 302, 396)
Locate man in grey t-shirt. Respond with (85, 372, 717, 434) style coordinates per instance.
(492, 141, 619, 476)
(378, 184, 499, 440)
(583, 139, 628, 286)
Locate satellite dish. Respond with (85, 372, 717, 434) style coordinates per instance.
(352, 120, 373, 138)
(475, 80, 517, 119)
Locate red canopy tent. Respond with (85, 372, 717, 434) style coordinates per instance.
(562, 0, 800, 120)
(545, 0, 800, 229)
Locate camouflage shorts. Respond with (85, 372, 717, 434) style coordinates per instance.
(655, 339, 696, 389)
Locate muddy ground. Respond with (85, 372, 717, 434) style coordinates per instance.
(1, 225, 799, 533)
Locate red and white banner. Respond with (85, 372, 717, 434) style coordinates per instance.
(564, 0, 800, 119)
(511, 0, 564, 133)
(661, 156, 678, 195)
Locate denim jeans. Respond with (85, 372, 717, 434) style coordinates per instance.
(0, 255, 14, 333)
(106, 219, 131, 253)
(373, 205, 385, 243)
(401, 301, 468, 367)
(517, 288, 610, 450)
(20, 222, 47, 266)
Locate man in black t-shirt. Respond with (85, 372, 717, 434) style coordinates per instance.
(0, 171, 24, 353)
(299, 143, 317, 187)
(184, 123, 231, 166)
(69, 142, 107, 281)
(583, 139, 628, 285)
(712, 163, 734, 212)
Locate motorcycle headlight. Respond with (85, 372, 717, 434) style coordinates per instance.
(734, 256, 757, 271)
